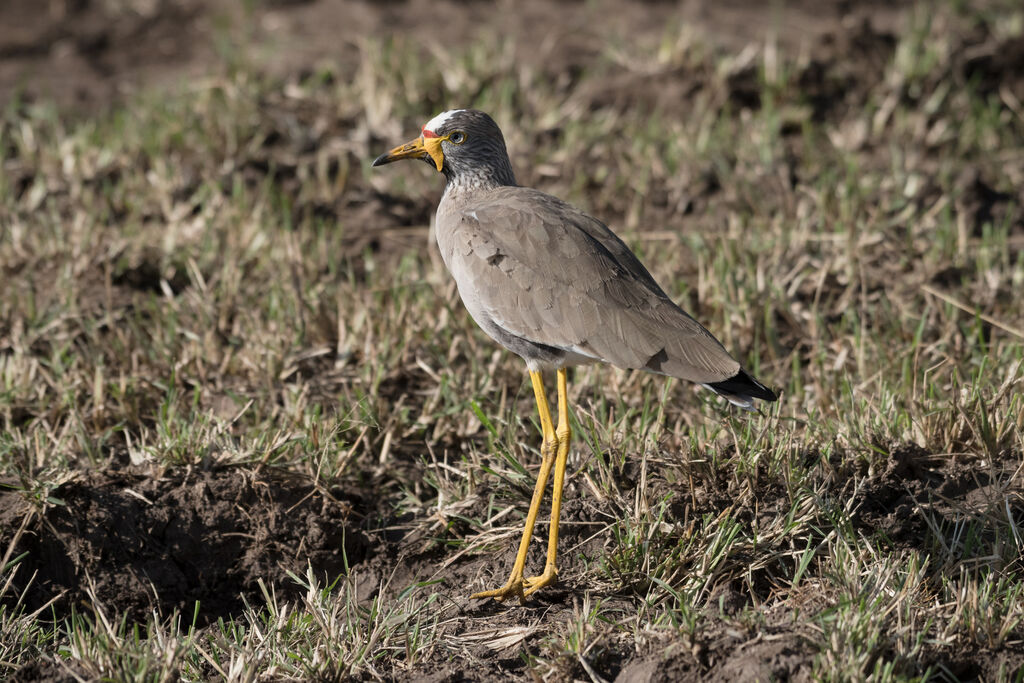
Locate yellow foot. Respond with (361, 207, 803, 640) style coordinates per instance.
(523, 566, 558, 597)
(470, 576, 527, 604)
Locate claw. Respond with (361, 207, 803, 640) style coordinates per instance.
(471, 576, 527, 604)
(523, 566, 558, 596)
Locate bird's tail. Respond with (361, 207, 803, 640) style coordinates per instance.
(702, 369, 777, 411)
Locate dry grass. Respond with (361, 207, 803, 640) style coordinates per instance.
(2, 1, 1024, 680)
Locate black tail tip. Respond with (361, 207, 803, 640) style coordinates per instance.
(706, 369, 778, 404)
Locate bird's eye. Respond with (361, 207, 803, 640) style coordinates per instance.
(448, 131, 466, 144)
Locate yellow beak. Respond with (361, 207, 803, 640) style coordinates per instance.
(372, 134, 445, 172)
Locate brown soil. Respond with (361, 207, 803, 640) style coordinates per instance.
(6, 446, 1020, 680)
(1, 468, 368, 627)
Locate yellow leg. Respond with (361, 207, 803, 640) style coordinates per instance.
(471, 370, 558, 603)
(524, 368, 571, 595)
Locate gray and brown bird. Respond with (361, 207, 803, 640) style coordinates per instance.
(373, 109, 776, 603)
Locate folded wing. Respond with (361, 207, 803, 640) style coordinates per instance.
(448, 187, 742, 384)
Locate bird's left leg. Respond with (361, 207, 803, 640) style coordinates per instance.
(524, 367, 571, 595)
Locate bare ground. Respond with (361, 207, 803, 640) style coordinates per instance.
(5, 444, 1021, 679)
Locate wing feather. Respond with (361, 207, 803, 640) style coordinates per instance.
(443, 187, 740, 383)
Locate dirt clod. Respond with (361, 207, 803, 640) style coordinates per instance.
(1, 468, 368, 625)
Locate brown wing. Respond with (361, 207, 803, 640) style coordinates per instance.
(447, 187, 740, 383)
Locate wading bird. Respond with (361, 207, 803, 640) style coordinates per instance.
(373, 110, 776, 603)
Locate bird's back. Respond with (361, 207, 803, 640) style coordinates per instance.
(436, 186, 745, 385)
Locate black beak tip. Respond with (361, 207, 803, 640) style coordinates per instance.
(371, 153, 390, 167)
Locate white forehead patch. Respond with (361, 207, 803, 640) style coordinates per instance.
(423, 109, 465, 134)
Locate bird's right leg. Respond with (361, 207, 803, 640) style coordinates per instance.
(470, 370, 558, 604)
(524, 367, 571, 595)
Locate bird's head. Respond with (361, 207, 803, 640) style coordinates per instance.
(372, 109, 514, 186)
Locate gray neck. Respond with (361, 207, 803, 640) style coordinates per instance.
(443, 165, 517, 195)
(442, 145, 517, 193)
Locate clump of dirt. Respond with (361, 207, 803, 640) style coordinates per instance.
(614, 613, 817, 683)
(920, 642, 1024, 682)
(10, 657, 80, 683)
(850, 443, 1023, 558)
(0, 468, 368, 625)
(849, 442, 938, 548)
